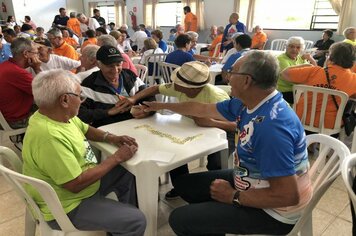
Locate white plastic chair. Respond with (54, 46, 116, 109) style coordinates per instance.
(133, 64, 148, 82)
(270, 39, 288, 51)
(166, 45, 174, 53)
(144, 53, 168, 86)
(0, 146, 106, 236)
(228, 134, 350, 236)
(293, 84, 348, 136)
(212, 42, 222, 57)
(0, 111, 27, 149)
(341, 153, 356, 218)
(158, 61, 180, 84)
(304, 40, 314, 51)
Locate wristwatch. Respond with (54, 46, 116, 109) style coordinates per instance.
(232, 190, 241, 207)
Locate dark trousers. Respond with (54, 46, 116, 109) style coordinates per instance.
(48, 165, 146, 236)
(169, 169, 294, 236)
(282, 91, 294, 105)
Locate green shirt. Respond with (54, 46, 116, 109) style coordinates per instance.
(159, 83, 230, 103)
(277, 53, 308, 92)
(22, 111, 99, 221)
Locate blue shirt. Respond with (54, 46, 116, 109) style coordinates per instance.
(165, 49, 195, 66)
(158, 40, 168, 53)
(216, 92, 308, 180)
(222, 49, 250, 71)
(221, 22, 246, 52)
(0, 43, 12, 64)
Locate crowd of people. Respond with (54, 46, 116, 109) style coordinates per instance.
(0, 5, 356, 236)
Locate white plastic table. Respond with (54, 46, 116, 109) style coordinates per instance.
(90, 113, 228, 236)
(209, 63, 224, 84)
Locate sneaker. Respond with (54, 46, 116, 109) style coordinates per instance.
(165, 188, 180, 200)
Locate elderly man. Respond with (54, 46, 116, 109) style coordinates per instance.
(22, 69, 146, 235)
(78, 45, 154, 127)
(0, 38, 41, 128)
(143, 50, 311, 235)
(343, 27, 356, 46)
(52, 7, 69, 27)
(77, 13, 100, 36)
(2, 28, 17, 44)
(77, 44, 100, 81)
(47, 27, 79, 60)
(221, 13, 246, 53)
(251, 25, 268, 50)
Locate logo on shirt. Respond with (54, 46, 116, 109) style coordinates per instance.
(84, 139, 98, 164)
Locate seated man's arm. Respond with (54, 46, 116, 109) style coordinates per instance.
(193, 117, 236, 132)
(280, 64, 313, 83)
(210, 174, 299, 208)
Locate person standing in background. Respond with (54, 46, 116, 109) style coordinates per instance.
(92, 9, 106, 27)
(220, 13, 246, 53)
(52, 7, 69, 27)
(183, 6, 198, 32)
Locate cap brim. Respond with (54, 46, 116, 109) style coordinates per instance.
(100, 57, 125, 65)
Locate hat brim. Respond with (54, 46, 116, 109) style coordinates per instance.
(171, 67, 210, 88)
(100, 57, 125, 65)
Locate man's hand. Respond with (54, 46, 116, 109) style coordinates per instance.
(301, 53, 313, 62)
(110, 143, 138, 164)
(130, 104, 151, 119)
(28, 54, 42, 74)
(107, 134, 138, 147)
(210, 179, 235, 204)
(116, 97, 136, 112)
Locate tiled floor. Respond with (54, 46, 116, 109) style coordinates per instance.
(0, 142, 353, 236)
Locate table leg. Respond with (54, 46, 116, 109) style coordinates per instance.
(219, 148, 230, 169)
(134, 162, 160, 236)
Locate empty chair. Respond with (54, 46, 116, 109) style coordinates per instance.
(270, 39, 288, 51)
(158, 61, 180, 84)
(144, 53, 168, 86)
(0, 111, 27, 149)
(0, 146, 106, 236)
(166, 45, 174, 53)
(304, 40, 314, 51)
(293, 84, 348, 136)
(133, 64, 148, 81)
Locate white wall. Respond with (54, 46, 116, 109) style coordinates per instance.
(204, 0, 234, 28)
(66, 0, 84, 16)
(0, 0, 15, 22)
(12, 0, 66, 31)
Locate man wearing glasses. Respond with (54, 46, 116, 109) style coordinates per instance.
(143, 50, 311, 235)
(22, 69, 146, 235)
(0, 38, 41, 129)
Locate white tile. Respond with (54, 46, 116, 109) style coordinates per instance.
(312, 208, 335, 236)
(321, 217, 352, 236)
(338, 204, 353, 222)
(0, 215, 25, 236)
(157, 222, 175, 236)
(316, 186, 350, 216)
(0, 190, 25, 223)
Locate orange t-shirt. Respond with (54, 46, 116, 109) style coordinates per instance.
(251, 32, 268, 50)
(67, 18, 82, 37)
(53, 41, 79, 61)
(81, 38, 98, 52)
(63, 37, 79, 49)
(184, 12, 198, 32)
(351, 63, 356, 73)
(209, 34, 223, 57)
(287, 64, 356, 129)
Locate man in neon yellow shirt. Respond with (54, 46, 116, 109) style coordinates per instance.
(22, 69, 146, 235)
(343, 27, 356, 46)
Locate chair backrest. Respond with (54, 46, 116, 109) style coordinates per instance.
(270, 39, 288, 51)
(341, 153, 356, 217)
(288, 134, 350, 235)
(0, 111, 27, 146)
(166, 45, 174, 53)
(166, 41, 175, 46)
(133, 64, 148, 82)
(293, 84, 348, 136)
(212, 42, 222, 57)
(304, 40, 314, 51)
(158, 61, 180, 84)
(0, 146, 104, 236)
(144, 53, 168, 86)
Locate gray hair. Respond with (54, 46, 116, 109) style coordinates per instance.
(286, 36, 305, 49)
(97, 34, 117, 47)
(10, 38, 33, 56)
(70, 12, 76, 18)
(239, 51, 279, 89)
(186, 31, 199, 40)
(76, 13, 86, 18)
(343, 27, 356, 38)
(32, 69, 80, 107)
(217, 26, 224, 34)
(47, 27, 62, 38)
(82, 44, 100, 60)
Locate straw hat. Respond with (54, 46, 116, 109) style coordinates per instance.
(171, 61, 211, 88)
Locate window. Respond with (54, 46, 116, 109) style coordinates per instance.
(310, 0, 339, 30)
(97, 5, 116, 25)
(156, 1, 183, 27)
(253, 0, 335, 30)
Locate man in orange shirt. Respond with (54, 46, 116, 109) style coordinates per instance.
(81, 30, 97, 52)
(208, 26, 224, 57)
(251, 25, 267, 50)
(61, 28, 79, 49)
(183, 6, 197, 32)
(47, 27, 79, 61)
(67, 12, 82, 37)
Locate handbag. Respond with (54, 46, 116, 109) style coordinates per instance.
(325, 67, 356, 136)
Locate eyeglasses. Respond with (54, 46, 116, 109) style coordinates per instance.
(226, 69, 255, 81)
(64, 92, 87, 102)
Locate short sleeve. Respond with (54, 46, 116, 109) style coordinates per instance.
(216, 98, 243, 121)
